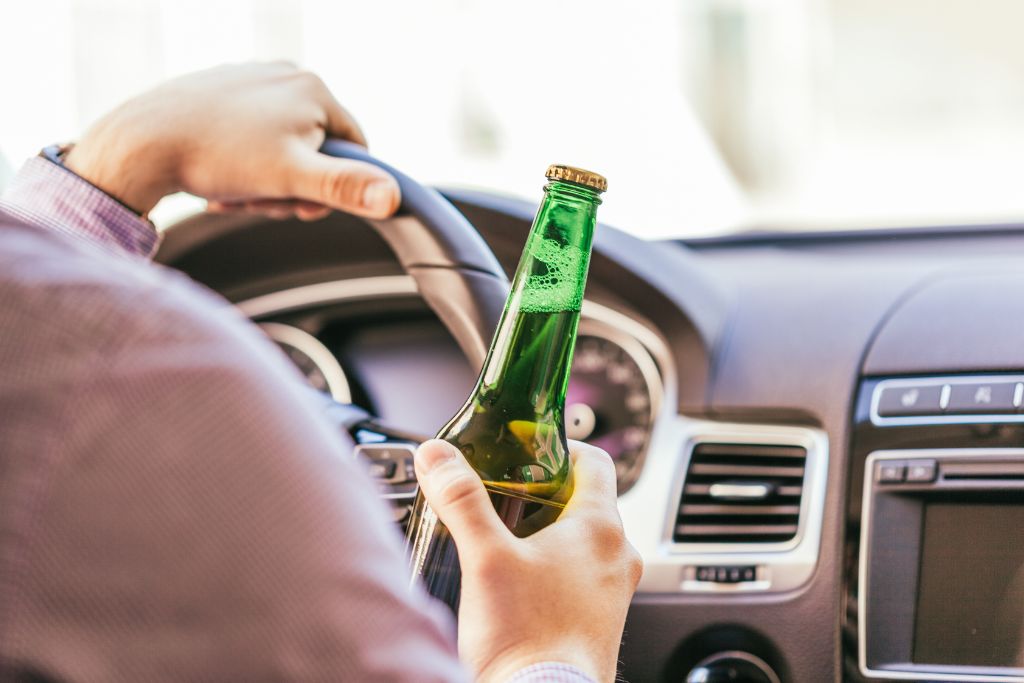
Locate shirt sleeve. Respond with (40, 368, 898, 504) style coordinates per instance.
(0, 151, 160, 258)
(506, 663, 596, 682)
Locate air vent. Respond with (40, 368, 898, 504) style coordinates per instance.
(673, 442, 807, 544)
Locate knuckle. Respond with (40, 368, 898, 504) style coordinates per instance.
(321, 170, 366, 207)
(589, 514, 628, 554)
(592, 449, 617, 478)
(585, 514, 642, 586)
(576, 440, 613, 462)
(578, 445, 616, 478)
(437, 470, 481, 511)
(625, 545, 644, 587)
(296, 69, 326, 91)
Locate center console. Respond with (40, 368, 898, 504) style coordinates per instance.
(849, 375, 1024, 682)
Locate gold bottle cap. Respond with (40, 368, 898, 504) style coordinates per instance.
(545, 164, 607, 193)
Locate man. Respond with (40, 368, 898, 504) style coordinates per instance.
(0, 63, 641, 681)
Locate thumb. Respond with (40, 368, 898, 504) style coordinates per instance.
(414, 439, 510, 549)
(289, 149, 401, 219)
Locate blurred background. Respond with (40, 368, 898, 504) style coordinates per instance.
(2, 0, 1024, 237)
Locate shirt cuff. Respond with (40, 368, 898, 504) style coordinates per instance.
(505, 662, 596, 683)
(0, 152, 159, 259)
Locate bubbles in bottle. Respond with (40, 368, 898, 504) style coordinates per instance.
(520, 237, 585, 312)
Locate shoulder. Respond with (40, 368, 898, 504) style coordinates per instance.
(0, 217, 265, 367)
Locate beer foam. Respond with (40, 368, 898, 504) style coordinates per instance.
(520, 237, 585, 312)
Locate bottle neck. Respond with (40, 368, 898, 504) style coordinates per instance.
(513, 181, 600, 313)
(477, 180, 601, 410)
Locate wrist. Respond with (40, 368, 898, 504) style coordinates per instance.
(64, 116, 181, 215)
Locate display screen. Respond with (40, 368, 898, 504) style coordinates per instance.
(913, 503, 1024, 667)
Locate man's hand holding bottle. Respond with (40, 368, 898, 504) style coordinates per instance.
(415, 439, 642, 683)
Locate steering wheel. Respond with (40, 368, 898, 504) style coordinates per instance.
(311, 141, 510, 509)
(160, 140, 511, 509)
(319, 140, 509, 370)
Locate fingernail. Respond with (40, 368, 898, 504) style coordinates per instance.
(361, 179, 396, 213)
(417, 440, 456, 474)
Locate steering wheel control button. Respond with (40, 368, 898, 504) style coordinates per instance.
(905, 459, 937, 483)
(945, 381, 1017, 414)
(354, 443, 416, 484)
(877, 384, 944, 416)
(877, 461, 906, 484)
(695, 565, 757, 584)
(367, 461, 397, 479)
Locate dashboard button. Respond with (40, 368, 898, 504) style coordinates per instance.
(906, 459, 937, 483)
(877, 461, 906, 483)
(945, 382, 1017, 414)
(695, 565, 757, 583)
(355, 443, 416, 483)
(877, 385, 943, 416)
(367, 461, 398, 479)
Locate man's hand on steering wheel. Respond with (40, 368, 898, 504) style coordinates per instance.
(64, 62, 401, 221)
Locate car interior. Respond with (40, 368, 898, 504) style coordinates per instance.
(155, 147, 1024, 681)
(5, 2, 1024, 681)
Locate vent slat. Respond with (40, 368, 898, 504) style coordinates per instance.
(680, 504, 801, 516)
(689, 463, 805, 478)
(674, 442, 807, 544)
(693, 443, 806, 459)
(684, 483, 802, 498)
(676, 524, 799, 536)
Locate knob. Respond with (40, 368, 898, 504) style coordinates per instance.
(685, 651, 780, 683)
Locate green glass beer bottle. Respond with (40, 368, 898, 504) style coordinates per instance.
(406, 164, 606, 612)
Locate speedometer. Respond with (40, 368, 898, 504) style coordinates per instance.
(567, 322, 662, 494)
(259, 322, 352, 403)
(258, 316, 661, 494)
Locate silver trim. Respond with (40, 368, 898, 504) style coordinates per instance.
(858, 449, 1024, 682)
(624, 419, 828, 594)
(575, 310, 665, 491)
(238, 276, 418, 318)
(258, 322, 352, 403)
(870, 375, 1024, 427)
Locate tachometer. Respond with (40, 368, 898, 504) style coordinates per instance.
(567, 322, 662, 494)
(259, 322, 352, 403)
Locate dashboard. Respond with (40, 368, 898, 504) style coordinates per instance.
(157, 191, 1024, 682)
(248, 289, 661, 494)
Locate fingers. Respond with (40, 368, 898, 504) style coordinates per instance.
(287, 149, 401, 219)
(414, 439, 511, 549)
(208, 198, 332, 222)
(564, 440, 619, 514)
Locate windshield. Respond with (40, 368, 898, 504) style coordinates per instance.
(2, 0, 1022, 238)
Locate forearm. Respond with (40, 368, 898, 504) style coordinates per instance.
(0, 148, 159, 259)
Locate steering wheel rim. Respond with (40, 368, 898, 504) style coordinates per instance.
(318, 140, 509, 372)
